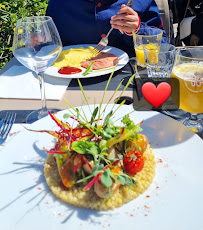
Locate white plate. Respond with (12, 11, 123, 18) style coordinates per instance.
(0, 104, 203, 230)
(44, 44, 129, 79)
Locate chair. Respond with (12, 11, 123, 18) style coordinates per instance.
(155, 0, 172, 43)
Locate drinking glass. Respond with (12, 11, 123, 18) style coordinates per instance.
(133, 28, 163, 68)
(12, 16, 62, 123)
(144, 43, 176, 79)
(171, 47, 203, 132)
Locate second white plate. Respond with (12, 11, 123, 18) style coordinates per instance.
(44, 44, 129, 79)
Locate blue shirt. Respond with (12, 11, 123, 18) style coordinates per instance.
(46, 0, 167, 57)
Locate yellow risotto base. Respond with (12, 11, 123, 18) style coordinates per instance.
(44, 145, 156, 210)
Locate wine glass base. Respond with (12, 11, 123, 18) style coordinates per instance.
(25, 109, 59, 124)
(180, 117, 203, 133)
(162, 109, 188, 119)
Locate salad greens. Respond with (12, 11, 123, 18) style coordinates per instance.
(45, 69, 145, 198)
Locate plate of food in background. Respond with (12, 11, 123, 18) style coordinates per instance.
(44, 44, 129, 78)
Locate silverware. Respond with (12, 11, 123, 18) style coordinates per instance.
(91, 0, 134, 55)
(0, 112, 16, 145)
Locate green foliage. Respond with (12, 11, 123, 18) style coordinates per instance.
(0, 0, 49, 69)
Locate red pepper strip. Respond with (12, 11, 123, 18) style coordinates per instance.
(48, 111, 70, 134)
(84, 165, 109, 191)
(73, 163, 80, 172)
(70, 116, 80, 123)
(46, 150, 67, 154)
(83, 156, 92, 170)
(74, 160, 82, 172)
(88, 118, 102, 124)
(121, 127, 125, 134)
(84, 173, 102, 191)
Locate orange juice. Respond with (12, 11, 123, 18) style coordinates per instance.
(135, 43, 159, 67)
(171, 63, 203, 113)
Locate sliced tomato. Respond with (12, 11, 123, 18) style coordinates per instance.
(123, 151, 144, 175)
(126, 134, 148, 154)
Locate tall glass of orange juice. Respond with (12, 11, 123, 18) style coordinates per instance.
(133, 28, 163, 67)
(171, 47, 203, 132)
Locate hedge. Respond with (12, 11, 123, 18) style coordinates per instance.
(0, 0, 49, 69)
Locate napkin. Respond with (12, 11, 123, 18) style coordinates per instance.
(0, 66, 71, 100)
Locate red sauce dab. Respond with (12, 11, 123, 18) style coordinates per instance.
(58, 67, 82, 75)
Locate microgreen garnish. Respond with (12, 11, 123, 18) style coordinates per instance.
(121, 114, 143, 132)
(92, 164, 104, 176)
(72, 141, 99, 155)
(63, 113, 71, 119)
(98, 68, 115, 121)
(101, 168, 114, 187)
(91, 107, 99, 125)
(43, 67, 148, 199)
(82, 62, 95, 76)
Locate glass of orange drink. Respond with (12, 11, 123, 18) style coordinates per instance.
(133, 28, 163, 68)
(171, 47, 203, 132)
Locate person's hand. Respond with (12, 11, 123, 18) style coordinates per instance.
(110, 4, 140, 34)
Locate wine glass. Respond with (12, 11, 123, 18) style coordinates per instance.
(171, 47, 203, 132)
(12, 16, 62, 123)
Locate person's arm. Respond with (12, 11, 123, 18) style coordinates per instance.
(110, 1, 168, 43)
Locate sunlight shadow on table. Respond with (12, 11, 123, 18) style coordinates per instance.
(140, 113, 195, 148)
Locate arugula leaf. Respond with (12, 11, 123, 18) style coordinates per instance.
(102, 119, 122, 138)
(76, 108, 80, 120)
(63, 113, 71, 119)
(125, 177, 136, 185)
(116, 174, 136, 186)
(91, 107, 98, 125)
(72, 141, 99, 155)
(82, 62, 95, 76)
(116, 175, 126, 185)
(101, 168, 113, 187)
(103, 110, 113, 128)
(100, 129, 112, 140)
(99, 139, 108, 153)
(92, 164, 104, 176)
(121, 114, 143, 132)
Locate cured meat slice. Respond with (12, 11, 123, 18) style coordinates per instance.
(81, 52, 119, 70)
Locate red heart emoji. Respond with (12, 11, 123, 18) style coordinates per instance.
(141, 82, 171, 108)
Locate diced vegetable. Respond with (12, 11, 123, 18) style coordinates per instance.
(106, 132, 132, 148)
(59, 157, 76, 188)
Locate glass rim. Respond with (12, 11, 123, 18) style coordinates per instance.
(177, 46, 203, 61)
(133, 28, 163, 37)
(17, 16, 53, 24)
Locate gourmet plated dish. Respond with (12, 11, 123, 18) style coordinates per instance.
(52, 46, 119, 75)
(43, 104, 156, 210)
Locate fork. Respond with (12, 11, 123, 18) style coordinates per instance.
(0, 112, 16, 145)
(91, 0, 134, 56)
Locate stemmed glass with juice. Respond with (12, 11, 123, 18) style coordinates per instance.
(171, 47, 203, 132)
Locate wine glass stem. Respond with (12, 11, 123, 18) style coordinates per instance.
(38, 73, 48, 119)
(189, 113, 198, 125)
